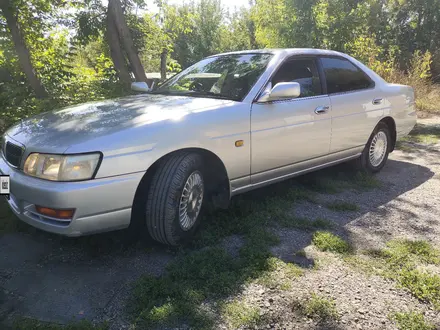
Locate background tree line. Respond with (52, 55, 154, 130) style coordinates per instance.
(1, 0, 439, 131)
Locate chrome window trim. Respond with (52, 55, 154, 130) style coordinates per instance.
(318, 55, 376, 95)
(254, 94, 330, 105)
(252, 54, 326, 103)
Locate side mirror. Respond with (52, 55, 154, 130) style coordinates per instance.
(257, 82, 301, 103)
(131, 82, 151, 92)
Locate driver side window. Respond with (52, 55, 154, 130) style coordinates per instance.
(271, 58, 322, 98)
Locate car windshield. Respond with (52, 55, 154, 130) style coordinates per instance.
(152, 53, 273, 101)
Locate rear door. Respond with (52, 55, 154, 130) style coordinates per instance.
(319, 56, 384, 154)
(250, 57, 332, 183)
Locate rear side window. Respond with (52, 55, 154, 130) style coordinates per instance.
(271, 58, 322, 98)
(321, 57, 372, 94)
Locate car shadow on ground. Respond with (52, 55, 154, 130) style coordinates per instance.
(0, 157, 435, 326)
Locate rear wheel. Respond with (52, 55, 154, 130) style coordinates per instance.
(356, 122, 391, 173)
(145, 152, 205, 246)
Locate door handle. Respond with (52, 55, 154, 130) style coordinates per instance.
(372, 98, 383, 105)
(315, 106, 330, 114)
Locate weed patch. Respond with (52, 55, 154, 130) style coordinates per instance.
(391, 311, 435, 330)
(294, 293, 339, 322)
(312, 231, 350, 254)
(352, 239, 440, 309)
(221, 300, 260, 329)
(255, 257, 303, 289)
(400, 124, 440, 145)
(398, 269, 440, 308)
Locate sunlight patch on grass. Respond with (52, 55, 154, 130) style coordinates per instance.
(399, 124, 440, 145)
(312, 231, 351, 254)
(221, 300, 260, 329)
(391, 311, 435, 330)
(255, 257, 303, 290)
(347, 239, 440, 309)
(294, 293, 339, 322)
(401, 134, 439, 144)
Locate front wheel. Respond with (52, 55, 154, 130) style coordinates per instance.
(145, 152, 205, 246)
(357, 122, 391, 173)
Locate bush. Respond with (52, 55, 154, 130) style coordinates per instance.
(391, 311, 435, 330)
(312, 231, 350, 254)
(300, 293, 339, 322)
(347, 36, 440, 113)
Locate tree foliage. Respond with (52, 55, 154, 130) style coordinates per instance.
(1, 0, 440, 131)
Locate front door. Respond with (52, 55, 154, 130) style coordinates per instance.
(250, 57, 332, 184)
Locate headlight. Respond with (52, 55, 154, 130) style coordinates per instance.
(23, 153, 101, 181)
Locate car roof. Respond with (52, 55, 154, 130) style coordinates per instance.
(211, 48, 347, 57)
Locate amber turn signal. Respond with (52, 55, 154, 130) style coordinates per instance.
(35, 206, 75, 219)
(235, 140, 244, 147)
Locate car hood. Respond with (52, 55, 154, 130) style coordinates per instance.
(5, 94, 233, 152)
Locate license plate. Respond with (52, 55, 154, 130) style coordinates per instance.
(0, 174, 10, 200)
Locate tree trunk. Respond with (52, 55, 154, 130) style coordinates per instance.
(106, 9, 132, 86)
(160, 49, 167, 81)
(108, 0, 147, 82)
(0, 0, 48, 98)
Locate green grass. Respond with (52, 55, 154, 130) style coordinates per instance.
(312, 231, 351, 254)
(12, 318, 108, 330)
(349, 239, 440, 309)
(401, 134, 439, 144)
(295, 249, 307, 257)
(191, 181, 330, 248)
(398, 123, 440, 146)
(130, 166, 382, 328)
(384, 239, 440, 266)
(299, 167, 381, 194)
(398, 269, 440, 308)
(255, 257, 303, 289)
(130, 178, 338, 328)
(391, 311, 435, 330)
(395, 141, 418, 152)
(131, 229, 291, 328)
(221, 300, 260, 329)
(295, 293, 339, 322)
(326, 201, 359, 212)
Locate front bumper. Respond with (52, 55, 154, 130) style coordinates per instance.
(0, 155, 145, 236)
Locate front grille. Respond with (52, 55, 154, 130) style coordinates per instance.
(5, 141, 24, 167)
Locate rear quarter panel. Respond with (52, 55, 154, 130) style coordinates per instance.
(382, 84, 417, 139)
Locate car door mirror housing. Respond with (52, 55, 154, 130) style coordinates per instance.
(131, 82, 151, 92)
(258, 82, 301, 103)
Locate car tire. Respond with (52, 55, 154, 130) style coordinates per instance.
(145, 152, 205, 246)
(356, 122, 391, 173)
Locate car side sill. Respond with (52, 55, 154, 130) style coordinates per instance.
(230, 153, 361, 196)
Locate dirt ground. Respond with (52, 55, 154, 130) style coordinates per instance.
(1, 115, 440, 329)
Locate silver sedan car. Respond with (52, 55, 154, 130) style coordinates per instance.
(0, 49, 416, 245)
